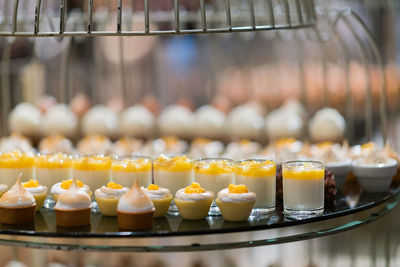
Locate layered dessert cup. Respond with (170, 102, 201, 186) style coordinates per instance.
(95, 181, 129, 216)
(153, 155, 194, 215)
(194, 158, 235, 215)
(0, 150, 35, 187)
(73, 154, 111, 194)
(235, 159, 276, 214)
(112, 156, 151, 187)
(282, 161, 325, 219)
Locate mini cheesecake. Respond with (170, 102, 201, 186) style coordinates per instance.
(22, 179, 48, 211)
(51, 179, 91, 202)
(117, 180, 155, 230)
(0, 175, 36, 225)
(175, 182, 214, 220)
(216, 184, 256, 222)
(54, 179, 92, 227)
(112, 156, 151, 187)
(95, 181, 129, 216)
(0, 150, 35, 187)
(142, 184, 173, 218)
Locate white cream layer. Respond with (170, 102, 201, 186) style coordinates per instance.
(141, 186, 171, 200)
(217, 188, 256, 203)
(175, 188, 214, 201)
(95, 186, 128, 199)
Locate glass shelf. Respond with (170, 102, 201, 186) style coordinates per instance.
(0, 181, 399, 252)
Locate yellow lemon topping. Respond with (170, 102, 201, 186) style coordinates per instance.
(283, 168, 324, 180)
(192, 138, 211, 146)
(184, 182, 205, 194)
(0, 150, 35, 168)
(316, 141, 334, 149)
(235, 160, 276, 177)
(35, 153, 72, 169)
(239, 139, 251, 146)
(195, 160, 233, 175)
(23, 179, 40, 188)
(112, 158, 151, 172)
(107, 181, 123, 189)
(148, 184, 160, 190)
(153, 155, 194, 172)
(162, 136, 179, 149)
(361, 142, 376, 151)
(73, 155, 111, 171)
(60, 179, 84, 189)
(275, 138, 297, 148)
(228, 184, 249, 194)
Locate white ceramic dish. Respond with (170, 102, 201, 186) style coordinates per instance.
(326, 159, 352, 189)
(353, 158, 397, 193)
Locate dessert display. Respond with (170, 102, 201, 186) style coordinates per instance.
(0, 184, 8, 197)
(143, 136, 188, 157)
(194, 105, 226, 140)
(111, 156, 152, 187)
(0, 133, 33, 153)
(77, 135, 113, 155)
(158, 105, 194, 139)
(42, 104, 78, 139)
(82, 105, 120, 138)
(54, 179, 92, 227)
(0, 175, 36, 225)
(51, 179, 92, 202)
(120, 104, 155, 138)
(22, 179, 47, 211)
(188, 138, 224, 158)
(142, 184, 173, 218)
(282, 161, 325, 219)
(0, 150, 35, 187)
(224, 139, 262, 160)
(95, 181, 129, 216)
(309, 108, 346, 143)
(111, 137, 143, 156)
(175, 182, 214, 220)
(216, 184, 256, 222)
(72, 154, 111, 191)
(117, 181, 155, 230)
(225, 104, 264, 141)
(35, 153, 72, 194)
(38, 135, 74, 154)
(235, 160, 276, 214)
(353, 152, 397, 193)
(8, 103, 42, 139)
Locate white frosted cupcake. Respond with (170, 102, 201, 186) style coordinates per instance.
(120, 105, 155, 138)
(82, 105, 120, 138)
(158, 105, 194, 139)
(95, 182, 129, 216)
(194, 105, 226, 139)
(0, 133, 33, 153)
(309, 108, 346, 143)
(8, 103, 42, 139)
(42, 104, 78, 139)
(22, 179, 47, 211)
(142, 184, 173, 218)
(51, 179, 91, 202)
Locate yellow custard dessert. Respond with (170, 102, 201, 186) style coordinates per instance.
(23, 179, 48, 211)
(73, 155, 111, 192)
(153, 155, 194, 196)
(112, 156, 152, 187)
(35, 153, 72, 195)
(216, 184, 256, 222)
(0, 150, 35, 187)
(235, 160, 276, 213)
(95, 181, 129, 216)
(142, 184, 173, 218)
(51, 179, 92, 202)
(175, 182, 214, 220)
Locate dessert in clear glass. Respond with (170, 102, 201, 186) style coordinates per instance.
(235, 159, 276, 215)
(111, 155, 151, 187)
(72, 154, 111, 193)
(194, 158, 235, 215)
(0, 150, 35, 187)
(282, 160, 325, 219)
(153, 155, 194, 215)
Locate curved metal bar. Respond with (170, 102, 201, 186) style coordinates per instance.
(247, 0, 256, 29)
(117, 0, 122, 33)
(34, 0, 42, 34)
(12, 0, 20, 34)
(87, 0, 93, 33)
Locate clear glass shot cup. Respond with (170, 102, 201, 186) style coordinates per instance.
(153, 154, 194, 215)
(112, 155, 152, 187)
(282, 160, 325, 219)
(194, 158, 235, 216)
(235, 159, 276, 215)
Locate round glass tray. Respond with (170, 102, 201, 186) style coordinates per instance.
(0, 181, 399, 252)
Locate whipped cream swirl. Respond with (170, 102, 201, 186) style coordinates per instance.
(95, 185, 128, 199)
(117, 181, 154, 213)
(0, 177, 35, 208)
(51, 182, 91, 195)
(217, 188, 256, 203)
(25, 185, 47, 195)
(175, 188, 214, 201)
(141, 186, 171, 200)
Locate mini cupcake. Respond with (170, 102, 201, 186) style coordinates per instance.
(0, 175, 36, 225)
(216, 184, 256, 222)
(38, 135, 74, 154)
(142, 184, 173, 218)
(22, 179, 48, 211)
(0, 184, 8, 197)
(175, 182, 214, 220)
(117, 180, 155, 230)
(51, 179, 91, 202)
(54, 179, 92, 227)
(95, 181, 129, 216)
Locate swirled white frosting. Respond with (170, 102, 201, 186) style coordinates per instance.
(51, 182, 91, 195)
(217, 188, 256, 203)
(175, 188, 214, 201)
(141, 186, 171, 200)
(117, 182, 154, 213)
(95, 185, 129, 199)
(55, 181, 91, 210)
(0, 177, 35, 208)
(25, 185, 47, 196)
